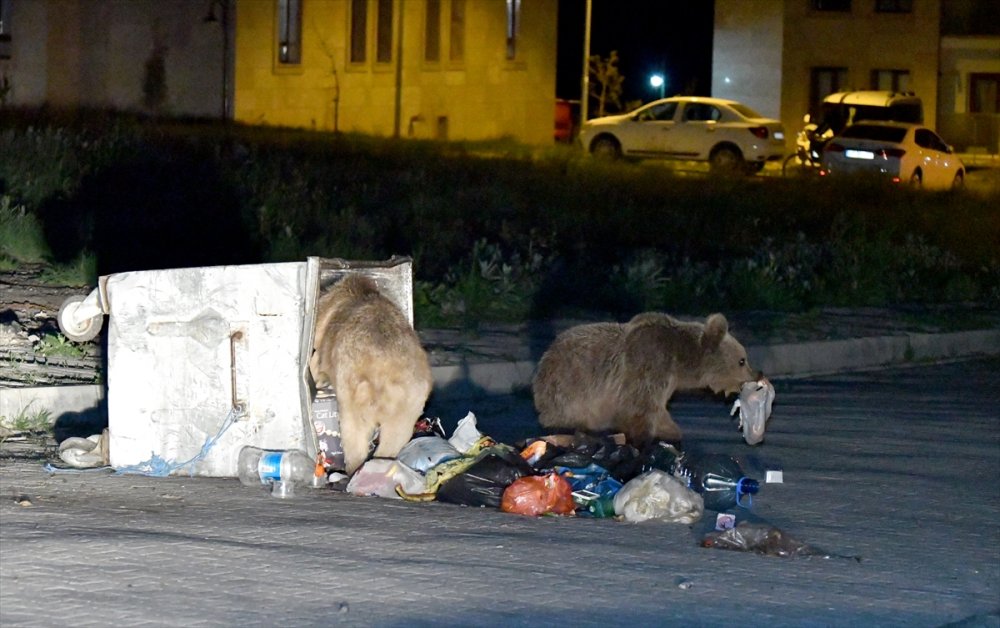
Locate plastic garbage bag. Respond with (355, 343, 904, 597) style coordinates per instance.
(701, 522, 857, 560)
(448, 411, 487, 454)
(396, 436, 463, 474)
(501, 473, 576, 517)
(526, 433, 642, 482)
(58, 430, 110, 469)
(436, 451, 534, 508)
(346, 459, 426, 499)
(730, 377, 775, 445)
(613, 470, 704, 524)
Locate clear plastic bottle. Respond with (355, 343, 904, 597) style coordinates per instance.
(680, 454, 760, 512)
(238, 446, 320, 497)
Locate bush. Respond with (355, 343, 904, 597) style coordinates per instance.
(1, 110, 997, 324)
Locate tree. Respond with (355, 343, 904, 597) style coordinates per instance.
(588, 50, 624, 118)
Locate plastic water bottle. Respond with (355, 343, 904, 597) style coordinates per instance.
(238, 446, 321, 497)
(680, 454, 760, 512)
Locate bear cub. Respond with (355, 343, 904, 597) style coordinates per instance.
(532, 312, 758, 446)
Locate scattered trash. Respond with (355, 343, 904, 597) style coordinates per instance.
(238, 446, 325, 498)
(58, 429, 110, 469)
(312, 388, 345, 473)
(701, 522, 861, 561)
(679, 454, 760, 512)
(12, 493, 33, 507)
(613, 470, 704, 524)
(730, 377, 775, 445)
(396, 436, 463, 474)
(346, 458, 426, 499)
(436, 450, 533, 508)
(501, 473, 576, 517)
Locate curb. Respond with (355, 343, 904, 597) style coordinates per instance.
(3, 330, 997, 421)
(430, 329, 1000, 401)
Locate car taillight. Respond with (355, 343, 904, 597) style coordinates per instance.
(825, 142, 845, 153)
(748, 126, 769, 139)
(879, 148, 906, 158)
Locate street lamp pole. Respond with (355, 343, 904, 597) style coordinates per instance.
(203, 0, 230, 121)
(580, 0, 591, 124)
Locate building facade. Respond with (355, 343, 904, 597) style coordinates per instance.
(0, 0, 229, 118)
(0, 0, 558, 146)
(712, 0, 999, 153)
(232, 0, 558, 144)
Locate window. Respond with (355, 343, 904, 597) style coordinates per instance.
(277, 0, 302, 64)
(350, 0, 367, 63)
(0, 0, 10, 60)
(970, 73, 999, 114)
(875, 0, 912, 12)
(871, 69, 910, 92)
(376, 0, 392, 63)
(810, 67, 848, 116)
(683, 103, 722, 122)
(914, 129, 949, 152)
(812, 0, 851, 11)
(449, 0, 465, 63)
(505, 0, 521, 60)
(425, 0, 441, 62)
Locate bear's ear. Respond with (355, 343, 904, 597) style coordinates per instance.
(702, 313, 729, 350)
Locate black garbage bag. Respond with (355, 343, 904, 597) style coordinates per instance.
(436, 451, 534, 508)
(526, 433, 644, 482)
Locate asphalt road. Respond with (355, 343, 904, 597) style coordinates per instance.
(2, 359, 998, 627)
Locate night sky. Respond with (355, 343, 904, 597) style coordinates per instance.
(556, 1, 716, 107)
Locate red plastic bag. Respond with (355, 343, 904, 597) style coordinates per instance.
(500, 473, 576, 516)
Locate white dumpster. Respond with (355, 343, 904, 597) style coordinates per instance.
(58, 256, 414, 477)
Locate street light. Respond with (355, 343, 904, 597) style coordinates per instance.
(649, 74, 665, 99)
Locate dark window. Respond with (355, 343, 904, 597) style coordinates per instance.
(871, 69, 910, 92)
(425, 0, 441, 62)
(841, 124, 908, 143)
(0, 0, 10, 60)
(970, 73, 1000, 114)
(376, 0, 392, 63)
(278, 0, 302, 64)
(914, 128, 949, 152)
(683, 103, 722, 122)
(636, 102, 677, 122)
(810, 67, 848, 117)
(813, 0, 851, 11)
(350, 0, 367, 63)
(875, 0, 912, 12)
(450, 0, 465, 63)
(506, 0, 521, 60)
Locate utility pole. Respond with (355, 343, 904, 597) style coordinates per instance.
(580, 0, 591, 125)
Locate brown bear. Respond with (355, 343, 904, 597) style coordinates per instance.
(532, 312, 758, 446)
(310, 274, 432, 475)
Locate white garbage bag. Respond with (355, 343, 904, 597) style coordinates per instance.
(613, 470, 704, 524)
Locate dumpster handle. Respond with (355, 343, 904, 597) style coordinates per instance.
(230, 331, 246, 414)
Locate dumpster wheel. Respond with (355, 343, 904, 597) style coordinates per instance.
(58, 295, 104, 342)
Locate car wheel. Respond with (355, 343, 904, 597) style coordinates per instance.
(909, 170, 922, 187)
(591, 136, 621, 160)
(952, 171, 964, 189)
(710, 146, 743, 175)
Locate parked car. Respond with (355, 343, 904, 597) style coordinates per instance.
(577, 96, 786, 174)
(820, 122, 965, 190)
(784, 90, 924, 176)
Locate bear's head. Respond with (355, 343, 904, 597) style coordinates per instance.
(699, 313, 758, 395)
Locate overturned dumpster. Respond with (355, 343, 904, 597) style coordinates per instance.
(57, 257, 414, 478)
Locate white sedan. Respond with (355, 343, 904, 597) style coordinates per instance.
(820, 122, 965, 190)
(577, 96, 786, 175)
